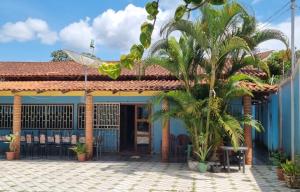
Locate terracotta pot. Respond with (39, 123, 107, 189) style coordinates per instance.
(77, 154, 86, 162)
(6, 152, 15, 160)
(276, 168, 285, 181)
(284, 174, 300, 189)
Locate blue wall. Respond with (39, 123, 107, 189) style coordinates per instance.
(0, 96, 188, 154)
(256, 94, 279, 151)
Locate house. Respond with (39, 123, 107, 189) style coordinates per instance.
(0, 59, 277, 163)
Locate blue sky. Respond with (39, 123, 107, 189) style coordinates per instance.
(0, 0, 297, 61)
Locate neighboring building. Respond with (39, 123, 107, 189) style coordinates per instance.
(0, 59, 277, 162)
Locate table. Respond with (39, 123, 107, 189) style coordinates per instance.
(220, 146, 248, 173)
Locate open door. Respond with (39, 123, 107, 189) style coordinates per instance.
(135, 104, 151, 154)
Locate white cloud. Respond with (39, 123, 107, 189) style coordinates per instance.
(59, 4, 178, 53)
(0, 18, 58, 45)
(59, 18, 94, 51)
(257, 16, 300, 52)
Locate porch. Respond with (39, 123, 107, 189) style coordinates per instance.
(0, 93, 190, 161)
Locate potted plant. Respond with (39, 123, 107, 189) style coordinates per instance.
(195, 133, 211, 173)
(5, 133, 17, 160)
(281, 159, 300, 188)
(270, 149, 286, 180)
(70, 142, 87, 162)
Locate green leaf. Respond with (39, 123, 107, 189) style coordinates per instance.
(209, 0, 226, 5)
(120, 54, 135, 70)
(141, 22, 154, 34)
(130, 44, 144, 60)
(191, 0, 203, 5)
(147, 15, 155, 21)
(184, 0, 192, 3)
(145, 1, 159, 17)
(140, 32, 151, 48)
(174, 5, 186, 21)
(98, 62, 121, 80)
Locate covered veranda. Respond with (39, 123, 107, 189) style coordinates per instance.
(0, 82, 277, 164)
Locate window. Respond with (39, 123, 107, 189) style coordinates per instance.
(78, 103, 120, 129)
(21, 104, 73, 129)
(0, 104, 13, 129)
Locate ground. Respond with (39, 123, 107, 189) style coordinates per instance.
(0, 160, 296, 192)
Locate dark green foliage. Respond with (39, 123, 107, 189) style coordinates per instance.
(51, 50, 72, 62)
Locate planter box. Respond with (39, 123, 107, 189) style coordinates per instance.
(276, 168, 284, 181)
(284, 174, 300, 189)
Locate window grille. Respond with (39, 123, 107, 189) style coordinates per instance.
(21, 104, 73, 129)
(78, 103, 120, 129)
(0, 104, 13, 129)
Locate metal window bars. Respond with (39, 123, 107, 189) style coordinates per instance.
(78, 103, 120, 129)
(0, 104, 13, 129)
(0, 104, 73, 129)
(21, 104, 73, 129)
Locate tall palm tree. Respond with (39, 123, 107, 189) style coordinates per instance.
(158, 2, 287, 135)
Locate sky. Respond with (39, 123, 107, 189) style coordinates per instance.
(0, 0, 298, 61)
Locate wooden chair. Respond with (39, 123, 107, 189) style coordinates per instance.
(175, 134, 190, 162)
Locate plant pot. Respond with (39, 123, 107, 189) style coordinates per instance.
(284, 174, 300, 189)
(276, 167, 285, 181)
(77, 154, 86, 162)
(188, 159, 198, 171)
(6, 152, 15, 160)
(198, 162, 208, 173)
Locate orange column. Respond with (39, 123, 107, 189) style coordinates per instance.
(85, 94, 93, 160)
(13, 95, 22, 159)
(161, 99, 170, 162)
(243, 95, 252, 165)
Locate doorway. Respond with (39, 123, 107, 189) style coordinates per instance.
(120, 105, 135, 152)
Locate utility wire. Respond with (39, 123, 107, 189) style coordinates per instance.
(259, 7, 290, 30)
(258, 1, 290, 29)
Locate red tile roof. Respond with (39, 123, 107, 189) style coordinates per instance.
(0, 80, 182, 92)
(0, 80, 277, 93)
(0, 52, 276, 94)
(0, 60, 266, 80)
(0, 61, 171, 79)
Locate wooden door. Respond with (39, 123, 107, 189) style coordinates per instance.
(135, 104, 151, 154)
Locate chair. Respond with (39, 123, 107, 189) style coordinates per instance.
(93, 134, 102, 160)
(175, 134, 190, 162)
(24, 132, 34, 159)
(69, 133, 78, 159)
(20, 132, 26, 158)
(46, 131, 55, 157)
(32, 132, 40, 157)
(61, 131, 71, 159)
(39, 131, 47, 158)
(53, 131, 62, 158)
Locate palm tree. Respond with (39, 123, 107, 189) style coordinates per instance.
(146, 2, 287, 158)
(145, 35, 204, 93)
(158, 2, 287, 137)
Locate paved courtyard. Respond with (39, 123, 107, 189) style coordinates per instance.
(0, 160, 296, 192)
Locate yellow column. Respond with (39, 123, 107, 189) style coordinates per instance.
(243, 95, 252, 165)
(85, 94, 93, 160)
(161, 99, 170, 162)
(13, 95, 22, 159)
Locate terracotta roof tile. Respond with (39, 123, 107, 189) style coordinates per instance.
(0, 60, 265, 79)
(0, 61, 171, 78)
(0, 80, 182, 92)
(239, 82, 277, 93)
(0, 80, 276, 93)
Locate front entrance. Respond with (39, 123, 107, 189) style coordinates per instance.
(120, 104, 151, 154)
(120, 105, 135, 152)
